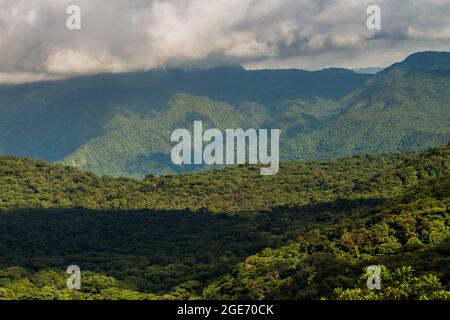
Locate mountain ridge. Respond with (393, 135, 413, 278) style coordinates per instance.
(1, 51, 449, 177)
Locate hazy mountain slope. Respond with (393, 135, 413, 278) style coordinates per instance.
(61, 94, 270, 178)
(59, 53, 450, 177)
(0, 66, 368, 162)
(0, 51, 449, 178)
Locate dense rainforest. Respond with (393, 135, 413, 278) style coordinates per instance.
(0, 143, 449, 299)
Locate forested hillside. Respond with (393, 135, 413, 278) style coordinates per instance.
(0, 144, 449, 299)
(0, 66, 368, 174)
(287, 52, 450, 160)
(0, 52, 449, 178)
(51, 51, 450, 177)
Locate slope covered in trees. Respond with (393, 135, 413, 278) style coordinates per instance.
(0, 144, 448, 299)
(203, 174, 450, 299)
(2, 144, 449, 213)
(0, 66, 368, 166)
(57, 51, 450, 177)
(0, 52, 449, 178)
(287, 56, 450, 160)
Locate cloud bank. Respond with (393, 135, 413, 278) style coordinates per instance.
(1, 0, 450, 83)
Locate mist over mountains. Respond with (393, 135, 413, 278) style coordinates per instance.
(0, 51, 449, 178)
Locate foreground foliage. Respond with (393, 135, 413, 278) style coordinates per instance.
(0, 144, 449, 299)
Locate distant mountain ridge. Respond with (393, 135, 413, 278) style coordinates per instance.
(386, 51, 450, 72)
(0, 51, 449, 177)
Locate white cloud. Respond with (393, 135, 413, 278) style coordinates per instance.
(0, 0, 449, 83)
(44, 48, 128, 75)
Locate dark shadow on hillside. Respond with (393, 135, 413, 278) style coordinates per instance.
(0, 197, 383, 293)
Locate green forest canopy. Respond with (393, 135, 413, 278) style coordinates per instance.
(0, 143, 449, 299)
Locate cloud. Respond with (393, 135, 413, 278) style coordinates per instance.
(44, 48, 128, 74)
(0, 0, 449, 83)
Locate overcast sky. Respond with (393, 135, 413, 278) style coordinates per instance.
(0, 0, 449, 83)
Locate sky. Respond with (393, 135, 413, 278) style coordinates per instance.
(0, 0, 450, 83)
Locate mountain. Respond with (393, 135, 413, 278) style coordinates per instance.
(284, 51, 450, 161)
(0, 51, 449, 178)
(386, 51, 450, 72)
(0, 66, 368, 176)
(0, 144, 449, 299)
